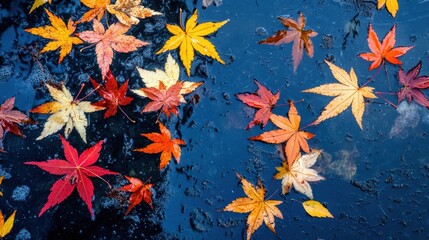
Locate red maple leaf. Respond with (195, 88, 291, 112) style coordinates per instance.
(120, 176, 154, 215)
(0, 97, 31, 141)
(397, 61, 429, 108)
(236, 80, 280, 129)
(359, 24, 413, 71)
(90, 70, 134, 119)
(25, 135, 118, 217)
(140, 82, 182, 118)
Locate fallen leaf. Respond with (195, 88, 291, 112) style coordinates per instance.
(259, 12, 317, 73)
(120, 176, 154, 215)
(134, 122, 185, 170)
(303, 60, 377, 129)
(139, 82, 183, 118)
(397, 61, 429, 108)
(0, 176, 3, 197)
(249, 100, 314, 167)
(0, 97, 31, 144)
(224, 173, 283, 240)
(274, 150, 324, 199)
(107, 0, 162, 26)
(29, 0, 51, 13)
(378, 0, 399, 18)
(25, 135, 118, 217)
(236, 80, 280, 129)
(133, 53, 203, 102)
(25, 9, 83, 63)
(77, 19, 149, 78)
(30, 83, 105, 143)
(302, 200, 333, 218)
(359, 24, 412, 71)
(90, 70, 134, 119)
(156, 9, 228, 76)
(0, 210, 16, 238)
(78, 0, 110, 23)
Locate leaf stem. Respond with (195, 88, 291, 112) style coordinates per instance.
(362, 63, 383, 87)
(118, 105, 136, 123)
(375, 92, 397, 109)
(384, 64, 392, 91)
(73, 83, 85, 102)
(179, 9, 184, 29)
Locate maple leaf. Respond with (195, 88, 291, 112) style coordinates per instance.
(302, 200, 333, 218)
(77, 19, 149, 78)
(78, 0, 110, 23)
(303, 60, 377, 129)
(0, 97, 31, 143)
(397, 61, 429, 108)
(120, 176, 154, 215)
(0, 210, 16, 238)
(274, 150, 324, 199)
(132, 53, 203, 102)
(156, 9, 228, 76)
(224, 173, 283, 240)
(29, 0, 51, 13)
(134, 122, 185, 170)
(106, 0, 162, 26)
(30, 83, 105, 143)
(249, 100, 314, 167)
(359, 24, 412, 71)
(90, 70, 134, 119)
(259, 12, 317, 73)
(25, 9, 83, 63)
(236, 80, 280, 129)
(139, 82, 183, 118)
(378, 0, 399, 18)
(25, 135, 118, 217)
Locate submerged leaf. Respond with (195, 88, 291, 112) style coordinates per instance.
(397, 61, 429, 108)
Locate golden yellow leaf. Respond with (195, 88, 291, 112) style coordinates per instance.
(0, 210, 16, 238)
(0, 176, 3, 197)
(78, 0, 111, 23)
(25, 9, 83, 63)
(156, 9, 228, 76)
(303, 60, 376, 129)
(29, 0, 51, 13)
(30, 83, 105, 143)
(224, 174, 283, 240)
(302, 200, 334, 218)
(133, 53, 203, 102)
(107, 0, 161, 26)
(378, 0, 399, 18)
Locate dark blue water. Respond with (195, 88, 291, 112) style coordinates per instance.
(1, 0, 429, 239)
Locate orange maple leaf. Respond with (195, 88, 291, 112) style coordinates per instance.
(359, 24, 412, 71)
(119, 176, 154, 215)
(140, 82, 183, 118)
(249, 100, 314, 167)
(134, 122, 185, 170)
(78, 0, 110, 23)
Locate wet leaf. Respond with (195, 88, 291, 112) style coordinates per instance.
(397, 61, 429, 108)
(378, 0, 399, 18)
(25, 136, 117, 217)
(90, 70, 134, 119)
(107, 0, 162, 26)
(236, 80, 280, 129)
(30, 83, 105, 143)
(303, 60, 377, 129)
(156, 9, 228, 76)
(120, 176, 154, 215)
(139, 82, 183, 118)
(274, 150, 324, 199)
(0, 210, 16, 238)
(359, 24, 412, 71)
(249, 100, 314, 167)
(134, 122, 185, 170)
(302, 200, 333, 218)
(29, 0, 51, 13)
(25, 9, 83, 63)
(0, 97, 31, 143)
(259, 12, 317, 73)
(133, 53, 203, 103)
(78, 0, 110, 23)
(224, 173, 283, 240)
(77, 19, 149, 78)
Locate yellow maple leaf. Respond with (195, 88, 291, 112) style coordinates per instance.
(0, 210, 16, 238)
(378, 0, 399, 18)
(303, 60, 377, 129)
(133, 53, 203, 102)
(30, 83, 105, 143)
(224, 174, 283, 240)
(25, 9, 83, 63)
(302, 200, 334, 218)
(107, 0, 162, 26)
(156, 9, 228, 76)
(78, 0, 111, 23)
(29, 0, 51, 14)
